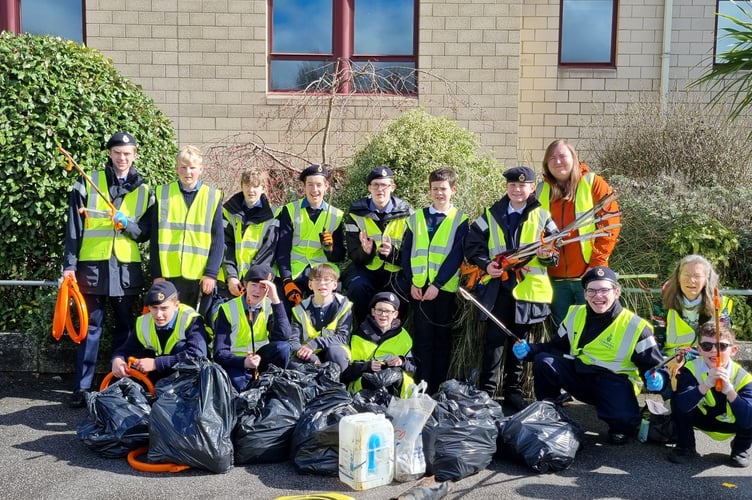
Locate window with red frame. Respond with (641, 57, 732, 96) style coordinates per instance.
(1, 0, 84, 43)
(559, 0, 617, 67)
(269, 0, 417, 94)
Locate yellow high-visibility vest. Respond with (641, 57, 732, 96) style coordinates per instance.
(348, 328, 414, 397)
(408, 207, 467, 292)
(135, 303, 200, 355)
(348, 214, 408, 273)
(79, 170, 150, 262)
(215, 295, 272, 355)
(286, 199, 343, 279)
(537, 172, 596, 264)
(156, 182, 221, 280)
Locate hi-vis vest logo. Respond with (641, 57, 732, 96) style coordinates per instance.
(600, 332, 615, 350)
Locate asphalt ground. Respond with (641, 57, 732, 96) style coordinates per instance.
(0, 372, 750, 500)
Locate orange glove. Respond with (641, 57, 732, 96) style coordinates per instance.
(283, 280, 303, 306)
(319, 230, 334, 251)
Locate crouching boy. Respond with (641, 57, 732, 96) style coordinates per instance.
(669, 322, 752, 467)
(341, 292, 416, 397)
(290, 263, 353, 372)
(111, 281, 208, 382)
(213, 264, 292, 392)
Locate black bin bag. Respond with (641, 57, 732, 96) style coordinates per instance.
(422, 379, 503, 481)
(76, 377, 151, 458)
(499, 400, 584, 473)
(290, 384, 358, 476)
(233, 366, 308, 464)
(148, 358, 235, 473)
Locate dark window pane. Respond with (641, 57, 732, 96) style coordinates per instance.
(21, 0, 83, 43)
(270, 60, 339, 90)
(351, 61, 416, 93)
(354, 0, 414, 55)
(272, 0, 333, 54)
(561, 0, 614, 64)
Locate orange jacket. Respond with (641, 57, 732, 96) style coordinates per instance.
(544, 163, 620, 279)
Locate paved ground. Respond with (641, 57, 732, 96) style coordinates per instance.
(1, 371, 750, 500)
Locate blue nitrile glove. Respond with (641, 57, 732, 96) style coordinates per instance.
(512, 340, 531, 360)
(113, 210, 128, 229)
(683, 347, 699, 362)
(645, 370, 664, 392)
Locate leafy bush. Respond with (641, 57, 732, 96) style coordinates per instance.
(0, 33, 177, 332)
(336, 108, 506, 219)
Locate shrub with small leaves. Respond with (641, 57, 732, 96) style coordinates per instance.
(0, 33, 177, 332)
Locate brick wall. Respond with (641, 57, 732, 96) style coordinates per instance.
(86, 0, 721, 179)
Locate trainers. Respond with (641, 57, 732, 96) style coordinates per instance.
(503, 393, 529, 413)
(730, 450, 750, 468)
(608, 432, 629, 446)
(668, 447, 699, 464)
(67, 389, 88, 409)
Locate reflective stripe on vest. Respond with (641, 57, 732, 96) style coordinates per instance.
(483, 207, 553, 303)
(349, 214, 408, 272)
(157, 183, 220, 279)
(287, 200, 343, 280)
(537, 172, 595, 263)
(79, 170, 149, 262)
(217, 295, 271, 355)
(292, 295, 352, 343)
(136, 303, 199, 355)
(665, 296, 733, 350)
(348, 328, 414, 397)
(565, 305, 649, 379)
(230, 212, 280, 279)
(686, 358, 752, 438)
(408, 207, 467, 292)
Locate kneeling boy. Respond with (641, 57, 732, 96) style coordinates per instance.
(213, 264, 292, 391)
(669, 321, 752, 467)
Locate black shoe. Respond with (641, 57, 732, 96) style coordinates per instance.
(607, 432, 628, 445)
(504, 393, 529, 413)
(668, 447, 699, 464)
(730, 450, 750, 468)
(67, 389, 88, 409)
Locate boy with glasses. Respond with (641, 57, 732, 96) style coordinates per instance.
(289, 263, 353, 372)
(513, 266, 663, 445)
(668, 322, 752, 467)
(343, 166, 413, 324)
(341, 292, 416, 397)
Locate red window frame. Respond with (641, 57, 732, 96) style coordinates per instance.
(1, 0, 86, 43)
(268, 0, 419, 94)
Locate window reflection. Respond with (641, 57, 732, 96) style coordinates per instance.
(560, 0, 615, 65)
(21, 0, 83, 43)
(270, 0, 417, 93)
(716, 0, 750, 63)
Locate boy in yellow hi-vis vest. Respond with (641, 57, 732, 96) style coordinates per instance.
(343, 166, 413, 324)
(669, 322, 752, 468)
(290, 263, 353, 372)
(275, 164, 346, 309)
(62, 132, 154, 408)
(464, 166, 558, 411)
(341, 291, 416, 397)
(110, 281, 208, 383)
(398, 168, 468, 394)
(151, 146, 223, 318)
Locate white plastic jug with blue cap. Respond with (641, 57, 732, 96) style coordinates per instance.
(338, 412, 394, 490)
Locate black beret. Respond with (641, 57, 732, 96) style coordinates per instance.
(503, 166, 536, 183)
(106, 132, 137, 149)
(144, 281, 178, 306)
(299, 164, 328, 181)
(369, 291, 401, 311)
(366, 166, 394, 185)
(581, 266, 619, 288)
(243, 264, 275, 283)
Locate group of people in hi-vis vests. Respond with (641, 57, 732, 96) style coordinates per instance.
(63, 133, 751, 468)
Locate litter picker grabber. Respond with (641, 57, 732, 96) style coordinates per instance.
(58, 145, 123, 230)
(714, 287, 723, 391)
(457, 286, 521, 342)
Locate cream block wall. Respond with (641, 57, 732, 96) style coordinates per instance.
(86, 0, 723, 176)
